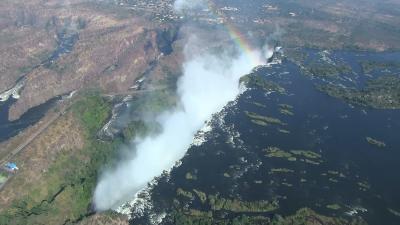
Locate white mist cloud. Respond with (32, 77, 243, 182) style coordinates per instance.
(93, 35, 264, 211)
(263, 44, 274, 61)
(173, 0, 207, 12)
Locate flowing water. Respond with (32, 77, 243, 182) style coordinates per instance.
(137, 50, 400, 225)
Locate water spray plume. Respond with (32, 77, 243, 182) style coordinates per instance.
(94, 0, 266, 211)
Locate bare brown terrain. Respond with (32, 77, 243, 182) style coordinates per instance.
(0, 0, 179, 121)
(2, 0, 400, 121)
(77, 213, 129, 225)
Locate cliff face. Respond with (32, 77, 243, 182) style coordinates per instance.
(1, 0, 180, 121)
(0, 2, 57, 94)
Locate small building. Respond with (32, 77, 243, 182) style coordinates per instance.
(4, 162, 19, 172)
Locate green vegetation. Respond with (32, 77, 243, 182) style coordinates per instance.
(285, 49, 309, 65)
(0, 93, 122, 225)
(250, 119, 268, 126)
(175, 188, 279, 216)
(290, 150, 322, 159)
(327, 204, 341, 210)
(265, 147, 324, 165)
(169, 209, 270, 225)
(269, 168, 294, 174)
(303, 159, 322, 165)
(297, 51, 353, 78)
(282, 208, 367, 225)
(366, 137, 386, 148)
(280, 109, 294, 116)
(177, 188, 195, 200)
(74, 93, 112, 135)
(278, 129, 291, 134)
(358, 181, 371, 191)
(185, 172, 197, 180)
(360, 61, 400, 74)
(306, 62, 352, 78)
(281, 182, 293, 187)
(122, 120, 150, 141)
(318, 75, 400, 109)
(251, 102, 266, 108)
(328, 170, 339, 175)
(327, 170, 346, 178)
(265, 147, 293, 159)
(329, 178, 339, 183)
(132, 87, 177, 114)
(0, 172, 8, 183)
(245, 111, 285, 126)
(279, 104, 294, 116)
(193, 189, 207, 204)
(240, 74, 285, 93)
(208, 195, 279, 213)
(168, 207, 366, 225)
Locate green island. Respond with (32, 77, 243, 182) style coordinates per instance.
(251, 101, 267, 108)
(265, 147, 294, 159)
(279, 104, 294, 116)
(168, 207, 367, 225)
(358, 181, 371, 191)
(279, 104, 294, 109)
(177, 188, 195, 200)
(185, 172, 197, 180)
(208, 195, 279, 213)
(264, 147, 324, 165)
(174, 188, 279, 213)
(359, 61, 400, 74)
(251, 119, 269, 126)
(366, 137, 386, 148)
(269, 168, 295, 174)
(327, 170, 346, 178)
(193, 189, 207, 204)
(290, 150, 322, 159)
(245, 111, 286, 127)
(240, 74, 285, 93)
(281, 182, 294, 187)
(329, 178, 339, 183)
(223, 172, 231, 178)
(327, 170, 339, 175)
(278, 129, 291, 134)
(302, 159, 322, 165)
(326, 204, 342, 210)
(301, 58, 353, 78)
(279, 108, 294, 116)
(318, 75, 400, 109)
(291, 150, 323, 165)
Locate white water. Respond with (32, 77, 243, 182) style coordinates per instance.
(93, 37, 264, 210)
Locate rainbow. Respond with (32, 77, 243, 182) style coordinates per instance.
(205, 0, 263, 65)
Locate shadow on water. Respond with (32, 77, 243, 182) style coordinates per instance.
(0, 30, 79, 143)
(0, 98, 59, 143)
